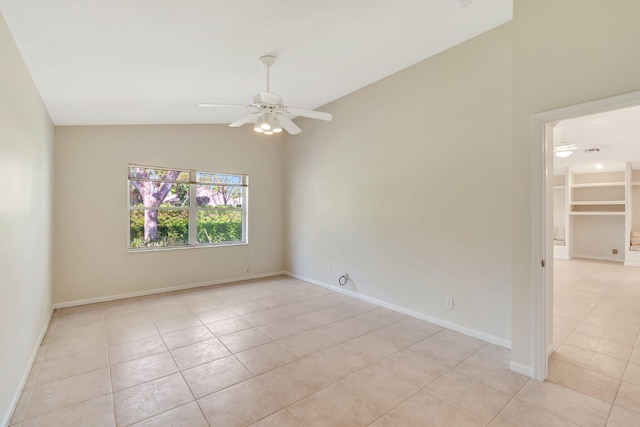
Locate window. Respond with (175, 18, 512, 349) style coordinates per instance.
(128, 165, 247, 249)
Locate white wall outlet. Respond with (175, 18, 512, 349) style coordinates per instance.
(445, 297, 454, 309)
(186, 267, 192, 275)
(328, 267, 332, 277)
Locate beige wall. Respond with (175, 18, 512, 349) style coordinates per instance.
(572, 216, 625, 261)
(511, 0, 640, 368)
(53, 125, 285, 303)
(285, 24, 513, 343)
(4, 8, 639, 421)
(0, 12, 54, 426)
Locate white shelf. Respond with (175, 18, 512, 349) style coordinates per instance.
(555, 170, 630, 261)
(571, 182, 625, 188)
(569, 212, 625, 216)
(632, 181, 640, 186)
(571, 201, 625, 205)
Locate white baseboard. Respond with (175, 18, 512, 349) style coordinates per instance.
(573, 254, 623, 263)
(284, 271, 511, 349)
(7, 272, 285, 426)
(52, 271, 286, 309)
(510, 360, 534, 378)
(284, 272, 330, 290)
(2, 307, 54, 427)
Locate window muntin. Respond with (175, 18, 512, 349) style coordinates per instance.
(128, 165, 247, 250)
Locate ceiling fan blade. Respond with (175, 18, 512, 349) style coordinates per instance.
(554, 144, 578, 152)
(198, 103, 250, 108)
(229, 113, 259, 127)
(279, 116, 302, 135)
(286, 107, 332, 121)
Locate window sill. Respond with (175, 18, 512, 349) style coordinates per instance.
(127, 242, 248, 253)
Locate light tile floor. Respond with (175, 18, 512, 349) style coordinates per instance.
(550, 258, 640, 426)
(9, 271, 640, 426)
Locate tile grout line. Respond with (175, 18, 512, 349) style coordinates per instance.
(253, 320, 434, 413)
(23, 277, 537, 427)
(548, 343, 628, 382)
(603, 322, 640, 423)
(14, 311, 112, 425)
(482, 378, 532, 426)
(553, 259, 640, 425)
(360, 341, 493, 426)
(102, 311, 118, 427)
(178, 298, 403, 408)
(279, 331, 491, 425)
(148, 315, 211, 427)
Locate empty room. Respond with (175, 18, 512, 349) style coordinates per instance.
(2, 1, 640, 426)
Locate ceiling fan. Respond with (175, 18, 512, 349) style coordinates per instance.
(554, 143, 609, 158)
(198, 55, 332, 135)
(553, 126, 608, 158)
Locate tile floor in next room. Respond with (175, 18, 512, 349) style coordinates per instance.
(8, 263, 640, 426)
(549, 258, 640, 426)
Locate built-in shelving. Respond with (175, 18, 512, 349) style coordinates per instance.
(571, 201, 625, 205)
(628, 164, 640, 266)
(569, 212, 625, 216)
(554, 169, 629, 262)
(553, 173, 570, 259)
(570, 172, 626, 217)
(571, 182, 625, 188)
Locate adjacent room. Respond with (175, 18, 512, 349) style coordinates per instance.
(2, 1, 640, 426)
(549, 106, 640, 404)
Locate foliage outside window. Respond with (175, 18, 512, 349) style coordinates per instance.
(128, 165, 247, 249)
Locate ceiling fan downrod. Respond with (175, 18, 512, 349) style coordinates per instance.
(259, 55, 276, 93)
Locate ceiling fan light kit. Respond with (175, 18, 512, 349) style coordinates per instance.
(555, 150, 573, 158)
(272, 118, 283, 133)
(553, 126, 608, 159)
(199, 55, 332, 136)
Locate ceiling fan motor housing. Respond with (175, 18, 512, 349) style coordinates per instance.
(254, 92, 282, 106)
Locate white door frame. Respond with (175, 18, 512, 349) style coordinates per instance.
(531, 90, 640, 380)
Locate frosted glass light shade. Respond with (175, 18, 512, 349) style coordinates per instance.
(554, 150, 573, 158)
(272, 118, 283, 133)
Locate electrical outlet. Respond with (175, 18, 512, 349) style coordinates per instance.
(445, 297, 454, 309)
(328, 267, 332, 277)
(186, 267, 192, 275)
(612, 248, 618, 254)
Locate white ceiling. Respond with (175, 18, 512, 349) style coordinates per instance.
(554, 105, 640, 175)
(0, 0, 512, 125)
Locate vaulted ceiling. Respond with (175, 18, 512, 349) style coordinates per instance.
(0, 0, 512, 125)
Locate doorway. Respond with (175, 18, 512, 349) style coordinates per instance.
(532, 90, 640, 381)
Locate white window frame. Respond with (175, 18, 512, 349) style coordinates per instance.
(128, 164, 248, 251)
